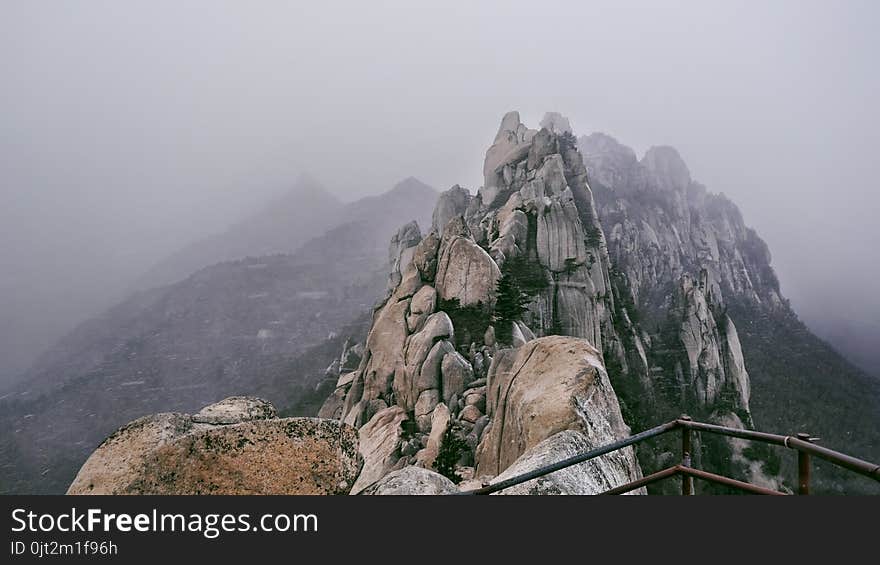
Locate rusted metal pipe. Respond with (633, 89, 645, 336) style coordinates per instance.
(601, 466, 681, 495)
(785, 436, 880, 482)
(452, 417, 880, 496)
(797, 432, 811, 495)
(680, 414, 693, 495)
(680, 419, 880, 484)
(677, 419, 789, 446)
(678, 466, 786, 495)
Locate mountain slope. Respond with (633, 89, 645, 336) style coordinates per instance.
(580, 132, 880, 493)
(0, 180, 437, 494)
(134, 174, 343, 290)
(135, 175, 437, 291)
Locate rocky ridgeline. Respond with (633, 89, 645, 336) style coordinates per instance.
(69, 111, 781, 495)
(579, 132, 786, 489)
(316, 111, 777, 493)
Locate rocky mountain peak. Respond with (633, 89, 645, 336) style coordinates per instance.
(314, 110, 793, 494)
(290, 171, 334, 194)
(577, 132, 639, 189)
(388, 176, 437, 197)
(317, 111, 647, 493)
(539, 111, 573, 135)
(482, 111, 537, 198)
(641, 145, 692, 192)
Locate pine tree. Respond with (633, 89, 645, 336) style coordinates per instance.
(493, 271, 529, 344)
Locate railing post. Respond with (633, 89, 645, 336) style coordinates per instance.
(797, 432, 812, 495)
(680, 415, 693, 495)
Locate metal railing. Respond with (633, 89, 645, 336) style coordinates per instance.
(458, 415, 880, 495)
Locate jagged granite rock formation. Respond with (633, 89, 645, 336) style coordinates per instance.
(325, 112, 647, 494)
(68, 397, 362, 495)
(575, 132, 785, 490)
(475, 336, 644, 495)
(579, 131, 880, 494)
(324, 111, 815, 494)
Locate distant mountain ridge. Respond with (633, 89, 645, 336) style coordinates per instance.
(0, 177, 437, 494)
(135, 175, 436, 290)
(579, 132, 880, 493)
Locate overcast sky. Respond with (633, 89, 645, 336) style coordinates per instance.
(1, 0, 878, 382)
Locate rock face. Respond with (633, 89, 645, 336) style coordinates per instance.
(465, 112, 617, 349)
(350, 406, 408, 494)
(67, 398, 361, 495)
(579, 132, 783, 312)
(578, 131, 779, 489)
(435, 220, 501, 307)
(474, 336, 642, 492)
(482, 111, 537, 201)
(432, 185, 472, 236)
(490, 430, 644, 495)
(329, 113, 646, 494)
(321, 110, 814, 494)
(671, 272, 750, 412)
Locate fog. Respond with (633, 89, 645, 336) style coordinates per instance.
(2, 1, 878, 385)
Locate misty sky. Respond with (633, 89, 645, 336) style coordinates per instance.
(1, 1, 878, 383)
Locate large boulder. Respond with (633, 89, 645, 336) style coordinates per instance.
(67, 413, 193, 495)
(414, 402, 451, 468)
(387, 221, 422, 289)
(435, 227, 501, 308)
(354, 297, 410, 407)
(395, 312, 454, 413)
(192, 396, 276, 424)
(432, 185, 472, 236)
(68, 398, 362, 495)
(441, 350, 475, 403)
(488, 430, 645, 495)
(482, 111, 536, 199)
(362, 466, 458, 495)
(407, 285, 437, 333)
(412, 232, 441, 282)
(475, 336, 642, 488)
(350, 406, 409, 494)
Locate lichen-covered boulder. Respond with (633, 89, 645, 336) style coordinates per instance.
(192, 396, 276, 424)
(67, 413, 193, 495)
(68, 399, 362, 495)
